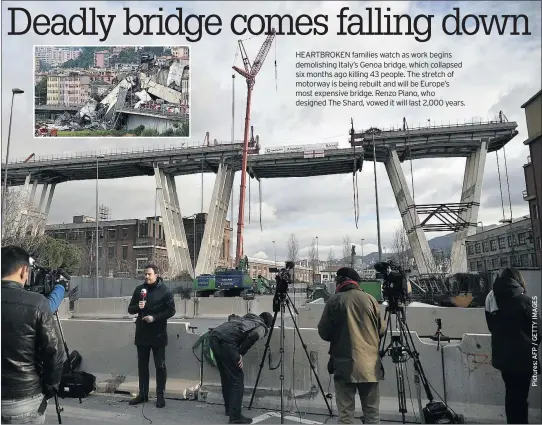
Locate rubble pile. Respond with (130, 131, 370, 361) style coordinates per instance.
(41, 55, 188, 133)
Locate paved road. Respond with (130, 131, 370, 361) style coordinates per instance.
(45, 394, 340, 424)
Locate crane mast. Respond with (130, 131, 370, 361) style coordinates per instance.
(233, 29, 276, 267)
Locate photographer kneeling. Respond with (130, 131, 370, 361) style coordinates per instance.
(1, 246, 64, 424)
(318, 267, 385, 424)
(208, 312, 273, 424)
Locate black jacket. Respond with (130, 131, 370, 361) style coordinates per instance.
(484, 276, 541, 374)
(128, 279, 176, 346)
(1, 280, 64, 399)
(209, 314, 268, 355)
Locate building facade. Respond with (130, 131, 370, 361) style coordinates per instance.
(94, 51, 111, 68)
(46, 213, 231, 278)
(522, 90, 542, 267)
(46, 73, 91, 106)
(465, 216, 536, 272)
(35, 46, 82, 67)
(245, 257, 312, 283)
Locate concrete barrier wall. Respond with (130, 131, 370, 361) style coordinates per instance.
(70, 295, 303, 319)
(59, 318, 541, 423)
(298, 304, 490, 337)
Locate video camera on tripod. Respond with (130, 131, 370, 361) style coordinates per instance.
(374, 260, 411, 310)
(25, 257, 71, 296)
(269, 261, 295, 312)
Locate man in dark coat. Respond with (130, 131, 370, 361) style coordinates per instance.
(127, 264, 176, 408)
(208, 312, 273, 424)
(318, 267, 385, 424)
(485, 267, 541, 424)
(1, 246, 64, 424)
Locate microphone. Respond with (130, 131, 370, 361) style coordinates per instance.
(140, 288, 147, 302)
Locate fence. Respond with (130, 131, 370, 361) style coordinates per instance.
(70, 276, 191, 299)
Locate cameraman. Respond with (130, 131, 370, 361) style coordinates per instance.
(1, 246, 64, 424)
(318, 267, 385, 424)
(208, 312, 273, 424)
(46, 282, 66, 313)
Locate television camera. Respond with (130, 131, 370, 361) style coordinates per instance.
(25, 257, 71, 297)
(269, 261, 295, 296)
(374, 260, 410, 311)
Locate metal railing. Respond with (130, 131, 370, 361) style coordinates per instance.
(5, 141, 245, 165)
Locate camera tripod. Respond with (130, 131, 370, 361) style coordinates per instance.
(248, 291, 333, 424)
(379, 303, 461, 424)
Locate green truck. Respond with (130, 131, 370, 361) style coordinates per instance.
(193, 256, 253, 297)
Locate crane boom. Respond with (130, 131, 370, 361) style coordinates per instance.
(233, 29, 277, 267)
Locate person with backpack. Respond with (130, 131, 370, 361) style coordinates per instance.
(208, 312, 273, 424)
(485, 267, 541, 423)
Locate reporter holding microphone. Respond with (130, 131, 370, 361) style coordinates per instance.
(128, 264, 175, 408)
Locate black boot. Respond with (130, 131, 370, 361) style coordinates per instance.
(129, 394, 148, 405)
(156, 393, 165, 408)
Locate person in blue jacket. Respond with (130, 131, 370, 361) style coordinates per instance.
(47, 283, 66, 313)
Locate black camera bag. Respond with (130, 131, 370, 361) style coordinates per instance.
(58, 371, 96, 399)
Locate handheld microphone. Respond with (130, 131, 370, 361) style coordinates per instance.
(140, 288, 147, 301)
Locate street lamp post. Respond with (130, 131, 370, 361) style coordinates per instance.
(2, 88, 25, 219)
(95, 154, 105, 298)
(361, 238, 365, 273)
(316, 236, 319, 282)
(272, 240, 276, 266)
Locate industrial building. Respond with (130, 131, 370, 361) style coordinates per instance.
(45, 213, 231, 278)
(465, 216, 536, 272)
(246, 257, 312, 283)
(522, 89, 542, 267)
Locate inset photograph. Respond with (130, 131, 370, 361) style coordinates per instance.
(34, 46, 190, 138)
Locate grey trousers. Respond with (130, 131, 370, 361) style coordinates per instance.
(1, 394, 47, 424)
(334, 379, 380, 424)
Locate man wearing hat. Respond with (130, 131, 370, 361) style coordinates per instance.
(318, 267, 385, 424)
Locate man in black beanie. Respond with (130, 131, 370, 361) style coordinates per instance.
(318, 267, 385, 424)
(208, 312, 273, 424)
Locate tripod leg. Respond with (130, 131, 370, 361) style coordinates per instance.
(54, 393, 63, 424)
(248, 311, 278, 410)
(54, 312, 71, 360)
(395, 361, 407, 424)
(285, 300, 333, 416)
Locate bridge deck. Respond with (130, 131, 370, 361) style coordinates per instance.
(3, 121, 518, 185)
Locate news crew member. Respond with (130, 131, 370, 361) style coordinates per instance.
(1, 246, 64, 424)
(127, 264, 175, 408)
(318, 267, 385, 424)
(208, 312, 273, 424)
(47, 284, 66, 313)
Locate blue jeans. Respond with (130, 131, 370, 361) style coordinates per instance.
(1, 394, 47, 424)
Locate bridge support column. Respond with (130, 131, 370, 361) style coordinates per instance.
(154, 166, 193, 277)
(450, 141, 488, 273)
(195, 162, 234, 276)
(19, 176, 56, 236)
(385, 149, 435, 274)
(35, 183, 56, 235)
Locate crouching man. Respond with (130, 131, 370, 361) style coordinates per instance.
(209, 312, 273, 424)
(318, 267, 385, 424)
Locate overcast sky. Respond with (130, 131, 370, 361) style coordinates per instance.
(1, 1, 541, 263)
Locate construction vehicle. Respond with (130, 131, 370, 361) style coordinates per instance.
(252, 275, 274, 295)
(193, 256, 253, 297)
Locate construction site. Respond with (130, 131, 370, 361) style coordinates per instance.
(34, 46, 190, 137)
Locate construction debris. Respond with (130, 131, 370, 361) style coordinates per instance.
(38, 53, 189, 134)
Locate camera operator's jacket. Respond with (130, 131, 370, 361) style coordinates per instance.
(318, 281, 385, 383)
(209, 314, 268, 356)
(1, 280, 64, 399)
(128, 278, 176, 346)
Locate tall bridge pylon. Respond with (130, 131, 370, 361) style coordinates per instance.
(350, 119, 518, 274)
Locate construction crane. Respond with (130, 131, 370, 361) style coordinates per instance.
(233, 29, 277, 267)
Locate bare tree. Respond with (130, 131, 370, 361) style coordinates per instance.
(1, 187, 46, 253)
(308, 238, 317, 282)
(286, 233, 300, 262)
(392, 226, 410, 270)
(342, 235, 352, 266)
(326, 248, 335, 268)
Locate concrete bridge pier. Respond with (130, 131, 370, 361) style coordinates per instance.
(21, 174, 56, 235)
(450, 140, 488, 273)
(385, 149, 436, 274)
(195, 161, 234, 276)
(154, 165, 193, 277)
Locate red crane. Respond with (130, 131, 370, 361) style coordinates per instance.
(233, 29, 276, 267)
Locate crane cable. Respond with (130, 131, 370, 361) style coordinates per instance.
(274, 37, 278, 91)
(352, 125, 360, 229)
